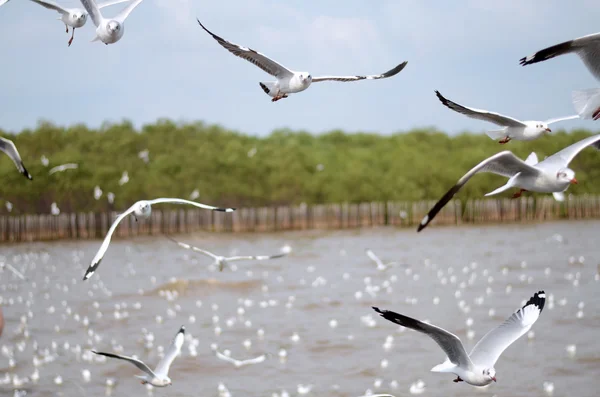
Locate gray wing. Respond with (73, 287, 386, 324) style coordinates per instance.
(92, 350, 157, 378)
(417, 151, 538, 232)
(97, 0, 130, 9)
(539, 133, 600, 168)
(365, 249, 384, 267)
(469, 291, 545, 368)
(164, 235, 220, 260)
(225, 252, 288, 262)
(373, 307, 474, 370)
(79, 0, 102, 26)
(0, 137, 32, 180)
(149, 197, 234, 212)
(435, 91, 526, 127)
(520, 32, 600, 81)
(197, 19, 294, 79)
(215, 351, 240, 366)
(29, 0, 68, 14)
(154, 325, 185, 377)
(545, 115, 579, 125)
(311, 61, 407, 83)
(114, 0, 143, 23)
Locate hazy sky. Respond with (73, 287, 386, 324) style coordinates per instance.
(0, 0, 598, 136)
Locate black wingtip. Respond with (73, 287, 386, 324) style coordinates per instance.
(372, 306, 383, 314)
(214, 207, 236, 212)
(519, 56, 528, 66)
(524, 290, 546, 312)
(21, 163, 32, 180)
(382, 61, 409, 78)
(259, 82, 270, 94)
(179, 325, 186, 333)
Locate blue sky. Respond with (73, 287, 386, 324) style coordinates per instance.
(0, 0, 598, 136)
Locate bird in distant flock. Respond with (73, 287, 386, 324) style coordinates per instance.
(520, 32, 600, 120)
(79, 0, 144, 45)
(373, 291, 546, 387)
(92, 325, 185, 387)
(0, 137, 32, 180)
(83, 198, 235, 280)
(417, 134, 600, 231)
(215, 350, 269, 368)
(48, 163, 78, 175)
(166, 235, 290, 272)
(0, 0, 131, 46)
(365, 248, 397, 271)
(435, 91, 578, 144)
(196, 20, 408, 102)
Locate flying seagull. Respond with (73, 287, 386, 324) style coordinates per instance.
(435, 91, 578, 144)
(48, 163, 79, 175)
(165, 235, 290, 272)
(197, 20, 408, 102)
(519, 32, 600, 120)
(417, 134, 600, 232)
(92, 325, 185, 387)
(215, 350, 269, 368)
(365, 249, 397, 271)
(373, 291, 546, 387)
(83, 199, 235, 280)
(79, 0, 144, 45)
(0, 137, 32, 181)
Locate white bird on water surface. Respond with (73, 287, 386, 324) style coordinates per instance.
(0, 0, 131, 46)
(92, 325, 184, 387)
(197, 20, 408, 102)
(373, 291, 546, 387)
(417, 134, 600, 231)
(435, 91, 578, 144)
(78, 0, 144, 45)
(166, 235, 290, 272)
(83, 198, 235, 280)
(0, 137, 32, 180)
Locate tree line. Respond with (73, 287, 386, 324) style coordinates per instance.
(1, 120, 599, 214)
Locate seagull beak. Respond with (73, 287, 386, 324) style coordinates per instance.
(570, 178, 578, 184)
(545, 128, 551, 133)
(492, 377, 497, 382)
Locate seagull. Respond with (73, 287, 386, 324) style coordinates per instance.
(0, 137, 32, 180)
(0, 263, 26, 281)
(197, 20, 408, 102)
(78, 0, 144, 45)
(215, 350, 268, 368)
(417, 134, 600, 232)
(365, 249, 397, 271)
(572, 88, 600, 121)
(83, 199, 235, 280)
(48, 163, 78, 175)
(165, 235, 289, 272)
(435, 91, 578, 144)
(92, 325, 184, 387)
(2, 0, 131, 46)
(373, 291, 546, 387)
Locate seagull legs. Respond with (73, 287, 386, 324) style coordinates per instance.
(271, 93, 288, 102)
(65, 24, 69, 33)
(512, 189, 527, 199)
(68, 28, 75, 47)
(453, 377, 463, 383)
(498, 136, 511, 144)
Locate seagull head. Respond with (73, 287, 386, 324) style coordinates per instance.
(557, 168, 577, 185)
(134, 200, 152, 218)
(298, 72, 312, 85)
(484, 368, 496, 383)
(107, 21, 122, 34)
(72, 11, 87, 24)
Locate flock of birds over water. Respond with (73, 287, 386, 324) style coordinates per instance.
(0, 0, 600, 395)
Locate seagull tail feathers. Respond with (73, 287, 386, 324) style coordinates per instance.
(485, 129, 509, 140)
(485, 173, 520, 197)
(259, 82, 276, 97)
(431, 360, 456, 373)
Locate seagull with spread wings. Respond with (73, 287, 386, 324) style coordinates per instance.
(83, 198, 235, 280)
(197, 20, 407, 102)
(78, 0, 144, 45)
(0, 137, 32, 181)
(365, 249, 397, 271)
(215, 350, 269, 368)
(48, 163, 78, 175)
(93, 325, 185, 387)
(373, 291, 546, 387)
(417, 134, 600, 231)
(435, 91, 578, 144)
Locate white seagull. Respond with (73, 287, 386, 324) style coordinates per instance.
(373, 291, 546, 387)
(0, 137, 32, 180)
(83, 199, 235, 280)
(92, 325, 185, 387)
(365, 249, 397, 271)
(520, 32, 600, 120)
(215, 350, 269, 368)
(1, 0, 131, 46)
(0, 263, 26, 281)
(79, 0, 144, 45)
(197, 20, 408, 102)
(48, 163, 79, 175)
(166, 235, 289, 272)
(435, 91, 578, 144)
(417, 134, 600, 232)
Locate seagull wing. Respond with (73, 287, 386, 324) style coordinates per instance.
(164, 235, 220, 260)
(92, 350, 157, 378)
(97, 0, 130, 9)
(239, 354, 267, 365)
(539, 133, 600, 168)
(154, 325, 185, 377)
(417, 151, 539, 232)
(469, 291, 546, 368)
(29, 0, 68, 14)
(365, 249, 384, 267)
(519, 32, 600, 81)
(3, 263, 26, 280)
(225, 252, 288, 262)
(215, 351, 241, 366)
(78, 0, 103, 26)
(435, 90, 526, 127)
(545, 115, 579, 125)
(311, 61, 407, 83)
(373, 307, 474, 371)
(0, 137, 32, 180)
(197, 19, 294, 79)
(114, 0, 143, 23)
(83, 203, 138, 280)
(149, 197, 235, 212)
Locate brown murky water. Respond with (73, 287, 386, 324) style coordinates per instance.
(0, 220, 598, 397)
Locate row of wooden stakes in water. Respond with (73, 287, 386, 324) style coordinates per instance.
(1, 195, 599, 242)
